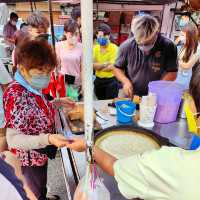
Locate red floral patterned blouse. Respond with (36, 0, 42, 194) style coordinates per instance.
(3, 81, 55, 167)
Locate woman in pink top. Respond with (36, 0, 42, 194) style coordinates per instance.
(56, 19, 82, 88)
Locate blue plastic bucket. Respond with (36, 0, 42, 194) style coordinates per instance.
(115, 100, 136, 124)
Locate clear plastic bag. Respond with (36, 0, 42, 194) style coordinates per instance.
(74, 164, 110, 200)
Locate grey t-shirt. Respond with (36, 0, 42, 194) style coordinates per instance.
(115, 34, 178, 96)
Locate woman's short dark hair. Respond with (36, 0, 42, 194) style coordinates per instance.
(64, 19, 79, 34)
(16, 39, 57, 71)
(190, 66, 200, 112)
(10, 12, 18, 21)
(71, 7, 81, 21)
(27, 11, 49, 30)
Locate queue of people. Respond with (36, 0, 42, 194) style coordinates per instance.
(1, 8, 200, 200)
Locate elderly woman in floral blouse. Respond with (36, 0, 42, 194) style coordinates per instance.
(3, 39, 74, 200)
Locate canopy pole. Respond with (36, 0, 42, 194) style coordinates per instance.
(160, 5, 165, 31)
(30, 0, 33, 12)
(169, 0, 178, 39)
(34, 1, 37, 10)
(48, 0, 55, 49)
(81, 0, 94, 149)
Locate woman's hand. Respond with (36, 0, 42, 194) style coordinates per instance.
(48, 134, 69, 148)
(65, 137, 86, 152)
(52, 97, 75, 109)
(65, 138, 117, 177)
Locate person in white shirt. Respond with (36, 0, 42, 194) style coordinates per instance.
(65, 67, 200, 200)
(0, 151, 37, 200)
(175, 23, 200, 89)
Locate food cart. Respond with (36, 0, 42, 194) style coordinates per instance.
(55, 1, 195, 200)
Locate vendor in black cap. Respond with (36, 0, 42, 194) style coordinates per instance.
(93, 23, 119, 100)
(114, 15, 178, 97)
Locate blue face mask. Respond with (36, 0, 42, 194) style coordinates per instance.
(30, 74, 50, 89)
(97, 37, 109, 46)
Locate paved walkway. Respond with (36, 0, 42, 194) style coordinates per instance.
(47, 154, 68, 200)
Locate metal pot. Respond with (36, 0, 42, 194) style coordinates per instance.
(95, 124, 173, 147)
(94, 125, 173, 200)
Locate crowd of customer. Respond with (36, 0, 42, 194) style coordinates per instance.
(0, 7, 200, 200)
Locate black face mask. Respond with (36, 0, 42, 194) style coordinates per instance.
(35, 33, 49, 41)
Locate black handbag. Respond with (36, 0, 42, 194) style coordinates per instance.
(34, 145, 58, 160)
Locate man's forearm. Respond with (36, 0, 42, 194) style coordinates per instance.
(93, 146, 117, 177)
(162, 72, 177, 81)
(93, 63, 106, 71)
(113, 67, 130, 84)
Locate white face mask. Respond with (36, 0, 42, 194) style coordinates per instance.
(67, 36, 77, 46)
(11, 21, 17, 26)
(138, 43, 155, 52)
(137, 34, 158, 53)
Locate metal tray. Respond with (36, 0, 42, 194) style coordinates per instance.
(67, 118, 102, 135)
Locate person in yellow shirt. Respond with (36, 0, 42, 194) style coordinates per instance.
(93, 23, 119, 100)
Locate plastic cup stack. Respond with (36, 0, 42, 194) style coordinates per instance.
(138, 93, 157, 128)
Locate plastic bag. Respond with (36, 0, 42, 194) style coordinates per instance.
(74, 164, 110, 200)
(67, 84, 79, 101)
(42, 72, 66, 98)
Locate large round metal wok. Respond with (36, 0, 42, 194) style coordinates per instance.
(94, 125, 173, 200)
(95, 125, 173, 152)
